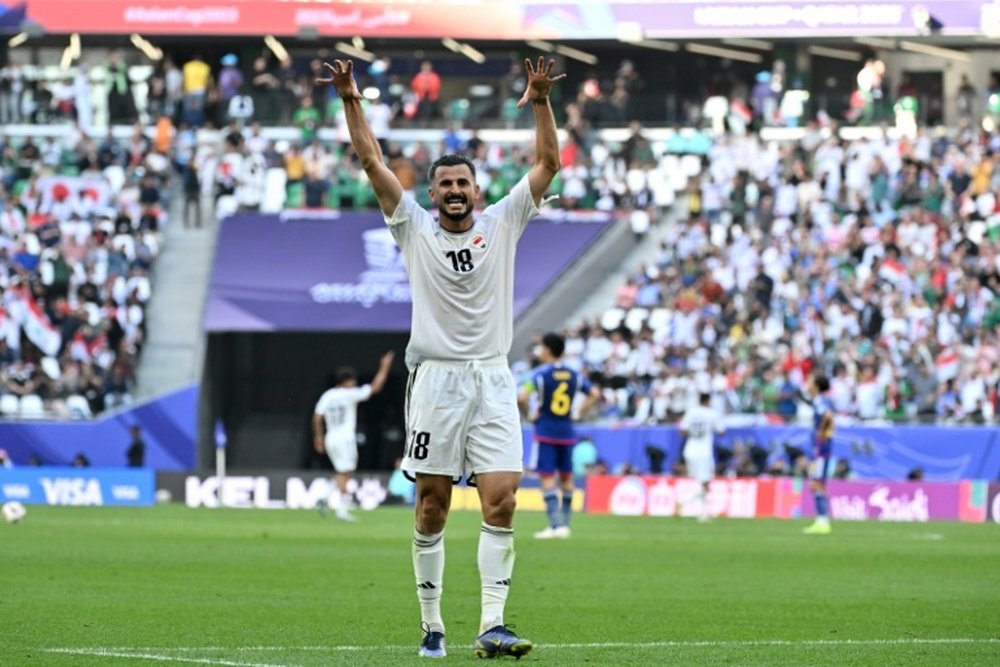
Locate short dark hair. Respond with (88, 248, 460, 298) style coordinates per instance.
(814, 374, 830, 393)
(334, 367, 357, 386)
(699, 392, 711, 404)
(542, 333, 565, 359)
(428, 154, 476, 183)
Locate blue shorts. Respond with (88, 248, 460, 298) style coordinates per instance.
(811, 437, 831, 481)
(809, 456, 831, 481)
(530, 441, 574, 476)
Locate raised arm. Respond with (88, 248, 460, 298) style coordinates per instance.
(517, 57, 566, 205)
(369, 350, 395, 395)
(579, 385, 602, 421)
(316, 60, 402, 216)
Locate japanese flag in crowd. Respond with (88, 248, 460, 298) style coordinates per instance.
(36, 176, 113, 216)
(9, 287, 61, 357)
(935, 349, 960, 382)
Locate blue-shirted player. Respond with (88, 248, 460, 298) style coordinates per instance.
(518, 333, 600, 539)
(804, 373, 835, 534)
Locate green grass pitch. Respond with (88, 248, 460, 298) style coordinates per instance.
(2, 505, 998, 666)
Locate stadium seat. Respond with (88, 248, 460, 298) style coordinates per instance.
(626, 169, 648, 195)
(501, 98, 522, 128)
(600, 307, 625, 331)
(0, 394, 20, 417)
(647, 307, 671, 333)
(447, 98, 470, 123)
(285, 182, 305, 209)
(680, 154, 703, 179)
(468, 84, 495, 120)
(216, 195, 239, 218)
(262, 168, 288, 213)
(624, 307, 649, 333)
(104, 165, 126, 193)
(65, 395, 93, 419)
(40, 357, 62, 380)
(19, 394, 46, 419)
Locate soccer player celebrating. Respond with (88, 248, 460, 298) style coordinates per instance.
(803, 373, 835, 534)
(678, 392, 725, 522)
(519, 332, 601, 539)
(317, 56, 564, 659)
(313, 351, 394, 521)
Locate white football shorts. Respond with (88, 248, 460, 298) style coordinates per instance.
(403, 357, 523, 484)
(325, 438, 358, 473)
(684, 452, 715, 484)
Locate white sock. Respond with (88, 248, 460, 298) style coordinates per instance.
(478, 523, 514, 634)
(815, 516, 830, 526)
(413, 527, 445, 634)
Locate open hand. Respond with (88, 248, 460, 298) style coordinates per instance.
(517, 56, 566, 107)
(315, 59, 363, 101)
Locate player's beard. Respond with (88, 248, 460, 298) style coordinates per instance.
(438, 195, 473, 223)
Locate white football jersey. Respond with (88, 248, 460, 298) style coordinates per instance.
(384, 175, 539, 366)
(679, 405, 724, 459)
(314, 385, 372, 444)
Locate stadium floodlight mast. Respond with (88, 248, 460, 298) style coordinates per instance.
(335, 41, 375, 62)
(265, 35, 289, 62)
(59, 33, 81, 70)
(897, 41, 970, 62)
(7, 32, 28, 48)
(686, 43, 763, 64)
(722, 37, 774, 51)
(807, 45, 862, 62)
(526, 39, 599, 64)
(130, 33, 163, 61)
(442, 37, 486, 64)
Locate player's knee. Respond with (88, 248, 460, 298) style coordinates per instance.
(483, 491, 517, 525)
(416, 493, 449, 533)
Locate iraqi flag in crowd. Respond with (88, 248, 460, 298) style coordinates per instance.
(878, 257, 907, 285)
(935, 349, 960, 382)
(9, 287, 61, 357)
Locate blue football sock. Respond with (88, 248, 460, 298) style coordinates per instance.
(560, 488, 574, 527)
(815, 493, 828, 518)
(543, 488, 560, 528)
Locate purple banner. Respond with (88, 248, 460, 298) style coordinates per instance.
(521, 424, 1000, 481)
(0, 385, 197, 471)
(204, 211, 612, 332)
(527, 1, 993, 38)
(801, 481, 960, 521)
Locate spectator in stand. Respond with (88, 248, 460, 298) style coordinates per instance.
(293, 96, 322, 145)
(368, 56, 392, 101)
(182, 54, 212, 126)
(105, 52, 134, 125)
(411, 60, 441, 122)
(250, 57, 280, 124)
(366, 90, 395, 154)
(126, 424, 145, 467)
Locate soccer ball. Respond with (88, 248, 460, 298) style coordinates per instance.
(2, 501, 27, 524)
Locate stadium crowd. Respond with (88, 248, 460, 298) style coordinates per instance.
(0, 122, 166, 418)
(3, 48, 998, 428)
(518, 126, 1000, 426)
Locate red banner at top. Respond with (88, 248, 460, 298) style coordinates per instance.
(25, 0, 529, 39)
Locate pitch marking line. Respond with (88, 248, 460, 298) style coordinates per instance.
(43, 648, 287, 667)
(46, 636, 1000, 662)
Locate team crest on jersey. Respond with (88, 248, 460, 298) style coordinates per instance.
(471, 234, 487, 250)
